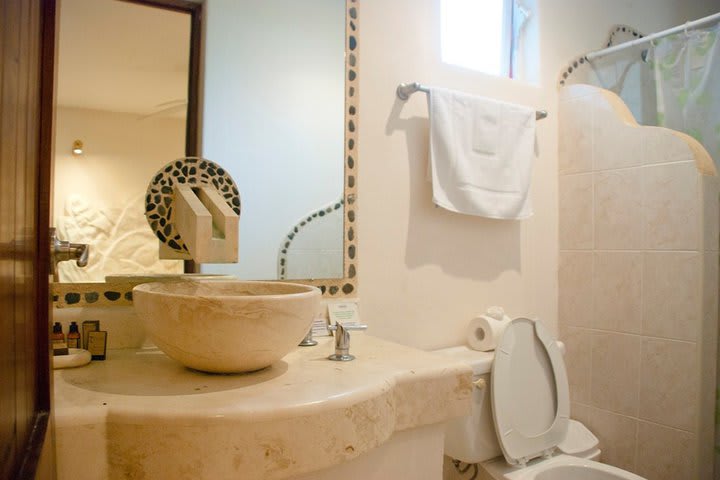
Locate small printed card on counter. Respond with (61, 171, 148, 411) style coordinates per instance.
(87, 330, 107, 360)
(82, 320, 100, 350)
(311, 316, 332, 337)
(327, 302, 360, 325)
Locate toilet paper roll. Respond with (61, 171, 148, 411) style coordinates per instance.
(467, 314, 510, 351)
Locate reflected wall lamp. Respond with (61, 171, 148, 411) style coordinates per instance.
(72, 140, 83, 155)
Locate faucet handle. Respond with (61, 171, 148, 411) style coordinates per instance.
(328, 322, 368, 332)
(327, 321, 368, 361)
(49, 228, 90, 273)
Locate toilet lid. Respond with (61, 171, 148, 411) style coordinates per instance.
(490, 318, 570, 466)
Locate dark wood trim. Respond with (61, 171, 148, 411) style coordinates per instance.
(183, 3, 202, 275)
(185, 1, 201, 157)
(120, 0, 201, 15)
(0, 0, 56, 476)
(14, 412, 49, 480)
(37, 0, 56, 414)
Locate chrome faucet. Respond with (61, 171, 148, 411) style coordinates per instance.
(50, 228, 89, 269)
(327, 321, 368, 361)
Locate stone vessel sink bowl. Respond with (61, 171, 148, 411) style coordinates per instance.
(133, 281, 321, 373)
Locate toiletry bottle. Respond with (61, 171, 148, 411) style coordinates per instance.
(51, 322, 69, 355)
(67, 322, 81, 349)
(51, 322, 65, 345)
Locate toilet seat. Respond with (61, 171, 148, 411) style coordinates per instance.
(491, 318, 570, 466)
(501, 454, 647, 480)
(488, 318, 646, 480)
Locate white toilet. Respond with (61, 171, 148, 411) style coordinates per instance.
(435, 317, 646, 480)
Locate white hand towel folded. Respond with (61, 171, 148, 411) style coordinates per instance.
(427, 87, 536, 219)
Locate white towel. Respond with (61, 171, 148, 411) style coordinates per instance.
(427, 87, 536, 219)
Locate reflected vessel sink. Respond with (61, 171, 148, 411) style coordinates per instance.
(133, 281, 320, 373)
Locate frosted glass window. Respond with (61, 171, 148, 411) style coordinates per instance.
(441, 0, 512, 76)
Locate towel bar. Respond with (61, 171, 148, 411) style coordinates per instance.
(396, 82, 548, 120)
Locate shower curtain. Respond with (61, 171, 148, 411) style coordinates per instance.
(648, 23, 720, 167)
(647, 22, 720, 478)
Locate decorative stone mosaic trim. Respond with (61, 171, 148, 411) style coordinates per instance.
(144, 157, 241, 255)
(277, 197, 345, 280)
(306, 0, 359, 298)
(53, 0, 359, 307)
(558, 25, 645, 88)
(53, 282, 137, 308)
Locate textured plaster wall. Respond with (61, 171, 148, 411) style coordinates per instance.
(358, 0, 718, 350)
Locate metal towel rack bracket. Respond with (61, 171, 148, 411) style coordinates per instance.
(396, 82, 548, 120)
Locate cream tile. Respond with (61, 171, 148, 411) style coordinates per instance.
(702, 174, 719, 252)
(642, 127, 695, 165)
(559, 326, 593, 404)
(636, 421, 696, 480)
(571, 402, 592, 425)
(641, 252, 700, 342)
(639, 338, 698, 431)
(559, 174, 593, 250)
(593, 110, 643, 171)
(590, 332, 641, 416)
(699, 252, 719, 479)
(702, 253, 719, 338)
(593, 252, 642, 334)
(559, 252, 593, 328)
(643, 161, 699, 250)
(559, 99, 593, 174)
(586, 407, 638, 472)
(594, 168, 643, 250)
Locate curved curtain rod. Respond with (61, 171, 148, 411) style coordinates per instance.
(396, 82, 548, 120)
(586, 11, 720, 61)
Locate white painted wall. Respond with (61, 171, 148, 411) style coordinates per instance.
(200, 0, 345, 280)
(53, 107, 186, 280)
(358, 0, 718, 350)
(54, 106, 186, 220)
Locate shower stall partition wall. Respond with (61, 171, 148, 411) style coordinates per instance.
(558, 84, 718, 480)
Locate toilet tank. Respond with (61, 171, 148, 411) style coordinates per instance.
(433, 346, 501, 463)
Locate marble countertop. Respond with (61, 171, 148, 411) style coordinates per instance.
(54, 334, 472, 480)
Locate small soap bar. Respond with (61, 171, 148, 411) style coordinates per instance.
(53, 342, 69, 356)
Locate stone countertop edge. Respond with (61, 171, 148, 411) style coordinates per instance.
(54, 334, 472, 480)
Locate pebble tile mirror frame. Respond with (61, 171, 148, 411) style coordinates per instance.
(53, 0, 359, 307)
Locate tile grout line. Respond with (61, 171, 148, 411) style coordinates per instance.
(560, 159, 694, 177)
(562, 325, 698, 345)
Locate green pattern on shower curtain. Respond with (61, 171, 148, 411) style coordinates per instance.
(648, 24, 720, 168)
(648, 23, 720, 476)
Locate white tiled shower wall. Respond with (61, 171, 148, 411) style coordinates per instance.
(558, 84, 719, 479)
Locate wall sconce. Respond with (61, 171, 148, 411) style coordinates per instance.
(72, 140, 83, 155)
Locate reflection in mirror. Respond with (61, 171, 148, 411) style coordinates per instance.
(53, 0, 190, 282)
(51, 0, 359, 303)
(199, 0, 346, 281)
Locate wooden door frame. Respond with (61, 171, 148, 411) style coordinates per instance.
(11, 0, 57, 478)
(13, 1, 201, 477)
